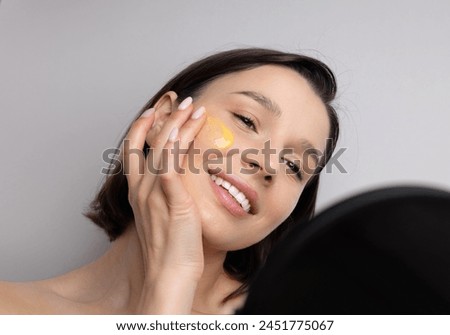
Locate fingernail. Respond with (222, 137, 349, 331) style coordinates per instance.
(141, 107, 155, 118)
(178, 97, 193, 110)
(191, 106, 206, 120)
(168, 127, 179, 142)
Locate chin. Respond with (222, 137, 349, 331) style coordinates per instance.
(198, 207, 269, 252)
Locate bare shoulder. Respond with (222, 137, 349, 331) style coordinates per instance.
(0, 281, 52, 314)
(0, 281, 27, 313)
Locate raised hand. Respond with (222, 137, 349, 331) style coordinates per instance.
(123, 93, 207, 313)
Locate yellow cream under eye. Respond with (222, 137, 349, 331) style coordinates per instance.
(203, 116, 234, 149)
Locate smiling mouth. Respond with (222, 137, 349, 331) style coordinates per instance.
(210, 174, 251, 213)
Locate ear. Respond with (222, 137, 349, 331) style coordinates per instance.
(152, 91, 178, 125)
(144, 91, 178, 146)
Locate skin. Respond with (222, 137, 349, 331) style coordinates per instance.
(0, 65, 330, 314)
(202, 116, 235, 149)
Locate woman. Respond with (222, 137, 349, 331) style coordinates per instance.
(0, 48, 339, 314)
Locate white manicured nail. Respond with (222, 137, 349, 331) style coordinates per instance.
(141, 107, 155, 118)
(168, 127, 179, 142)
(191, 106, 206, 120)
(178, 97, 193, 110)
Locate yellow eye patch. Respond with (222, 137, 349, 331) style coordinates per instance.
(203, 116, 234, 149)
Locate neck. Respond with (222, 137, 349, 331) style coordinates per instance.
(192, 242, 238, 313)
(44, 224, 242, 314)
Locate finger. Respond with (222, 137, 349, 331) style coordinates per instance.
(141, 97, 195, 192)
(122, 108, 155, 189)
(143, 106, 206, 219)
(176, 106, 207, 167)
(147, 97, 194, 171)
(158, 131, 193, 206)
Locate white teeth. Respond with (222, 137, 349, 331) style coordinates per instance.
(221, 180, 231, 190)
(235, 192, 246, 203)
(215, 176, 223, 185)
(209, 174, 251, 213)
(228, 185, 239, 197)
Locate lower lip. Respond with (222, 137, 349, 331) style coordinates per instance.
(209, 177, 249, 217)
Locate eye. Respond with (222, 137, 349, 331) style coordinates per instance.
(233, 113, 257, 132)
(282, 158, 303, 181)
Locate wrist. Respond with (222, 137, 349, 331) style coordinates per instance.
(139, 273, 199, 314)
(148, 264, 203, 283)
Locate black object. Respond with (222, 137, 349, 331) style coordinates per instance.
(238, 186, 450, 314)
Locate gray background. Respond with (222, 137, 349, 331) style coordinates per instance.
(1, 0, 449, 281)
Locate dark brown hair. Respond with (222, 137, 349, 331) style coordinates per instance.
(85, 48, 339, 301)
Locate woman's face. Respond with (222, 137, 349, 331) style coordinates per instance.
(180, 65, 330, 251)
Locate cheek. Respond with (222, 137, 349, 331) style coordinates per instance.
(187, 115, 236, 172)
(197, 115, 234, 150)
(181, 116, 236, 182)
(242, 188, 303, 249)
(269, 186, 304, 224)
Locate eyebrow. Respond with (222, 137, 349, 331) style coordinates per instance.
(231, 91, 282, 118)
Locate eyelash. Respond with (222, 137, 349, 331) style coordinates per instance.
(233, 113, 303, 181)
(233, 113, 257, 132)
(283, 158, 303, 181)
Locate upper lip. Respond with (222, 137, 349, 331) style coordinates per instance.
(208, 169, 259, 215)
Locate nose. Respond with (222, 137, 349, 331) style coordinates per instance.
(240, 147, 276, 184)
